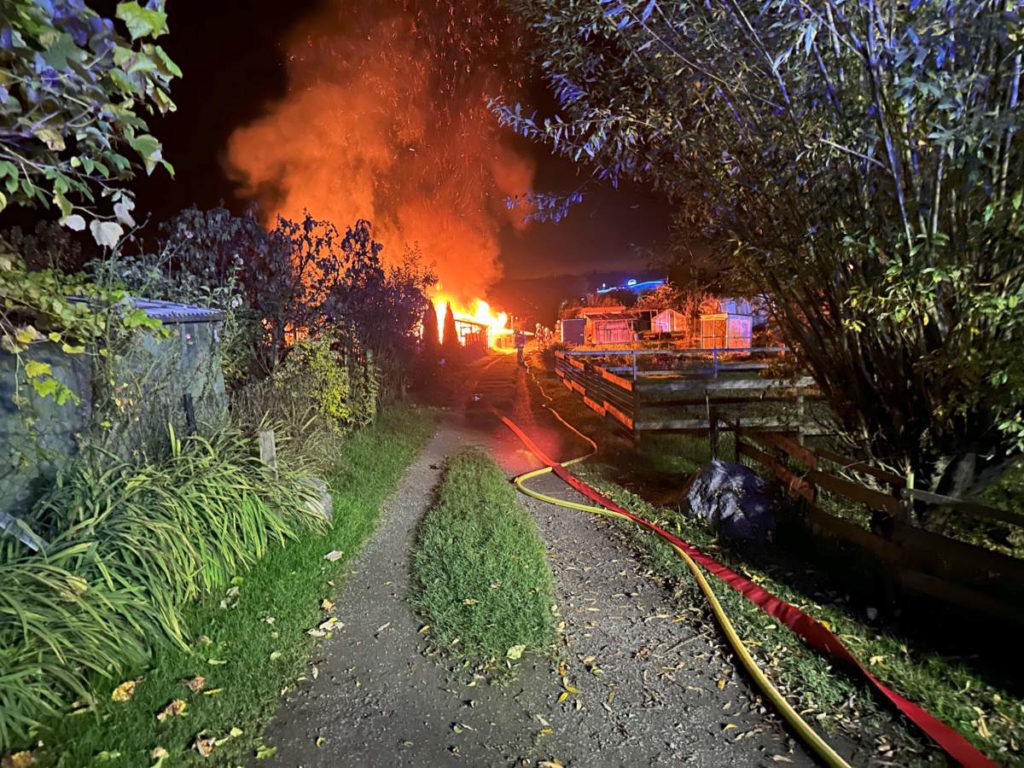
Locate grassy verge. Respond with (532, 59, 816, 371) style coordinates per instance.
(527, 354, 1021, 765)
(411, 449, 557, 664)
(32, 404, 436, 767)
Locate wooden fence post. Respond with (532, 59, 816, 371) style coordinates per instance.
(258, 429, 278, 480)
(796, 392, 805, 446)
(709, 405, 719, 461)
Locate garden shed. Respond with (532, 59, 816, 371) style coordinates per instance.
(652, 308, 686, 334)
(586, 313, 635, 346)
(700, 312, 753, 349)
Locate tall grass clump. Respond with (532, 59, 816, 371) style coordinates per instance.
(0, 426, 325, 751)
(412, 449, 557, 662)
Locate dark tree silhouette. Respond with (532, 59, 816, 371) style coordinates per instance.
(441, 302, 460, 361)
(422, 301, 440, 355)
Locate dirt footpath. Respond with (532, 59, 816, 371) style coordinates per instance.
(255, 357, 815, 767)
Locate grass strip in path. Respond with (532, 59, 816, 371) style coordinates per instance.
(34, 404, 437, 767)
(411, 449, 557, 664)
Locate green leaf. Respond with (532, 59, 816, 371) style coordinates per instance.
(89, 219, 124, 249)
(116, 2, 169, 40)
(127, 134, 162, 174)
(31, 376, 59, 398)
(34, 127, 65, 151)
(24, 360, 53, 380)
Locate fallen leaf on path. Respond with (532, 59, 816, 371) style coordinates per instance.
(419, 624, 430, 634)
(183, 676, 205, 693)
(192, 735, 216, 757)
(717, 678, 727, 690)
(255, 744, 277, 759)
(307, 629, 327, 637)
(156, 699, 187, 722)
(321, 598, 334, 611)
(111, 680, 137, 702)
(316, 737, 325, 748)
(318, 617, 339, 631)
(203, 688, 223, 696)
(539, 760, 564, 768)
(270, 651, 282, 661)
(2, 752, 35, 768)
(506, 644, 525, 660)
(323, 550, 343, 562)
(150, 746, 169, 768)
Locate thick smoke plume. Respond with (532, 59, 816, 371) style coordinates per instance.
(225, 2, 533, 301)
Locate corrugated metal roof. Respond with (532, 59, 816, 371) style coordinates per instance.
(129, 298, 225, 324)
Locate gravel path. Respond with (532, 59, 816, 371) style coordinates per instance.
(255, 356, 815, 767)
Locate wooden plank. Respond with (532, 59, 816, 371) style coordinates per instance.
(799, 504, 902, 562)
(562, 379, 573, 391)
(739, 442, 815, 503)
(816, 447, 905, 488)
(747, 431, 818, 470)
(582, 395, 606, 416)
(569, 357, 585, 369)
(597, 366, 634, 392)
(636, 417, 807, 432)
(605, 401, 634, 430)
(569, 380, 585, 394)
(900, 488, 1024, 530)
(898, 570, 1020, 622)
(554, 350, 565, 359)
(554, 367, 565, 379)
(806, 469, 904, 516)
(635, 376, 817, 395)
(890, 520, 1024, 583)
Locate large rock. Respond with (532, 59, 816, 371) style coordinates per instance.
(686, 460, 777, 541)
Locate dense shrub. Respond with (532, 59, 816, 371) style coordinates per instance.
(0, 427, 325, 750)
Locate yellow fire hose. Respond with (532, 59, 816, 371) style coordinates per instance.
(507, 378, 852, 767)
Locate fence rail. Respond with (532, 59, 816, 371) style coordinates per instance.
(735, 427, 1024, 621)
(554, 348, 822, 440)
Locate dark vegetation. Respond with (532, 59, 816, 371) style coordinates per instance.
(31, 406, 436, 767)
(0, 5, 441, 761)
(411, 449, 557, 665)
(498, 0, 1024, 498)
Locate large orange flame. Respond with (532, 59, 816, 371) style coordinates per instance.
(434, 293, 512, 348)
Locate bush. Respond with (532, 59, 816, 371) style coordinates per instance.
(0, 426, 325, 751)
(231, 333, 378, 441)
(411, 449, 556, 661)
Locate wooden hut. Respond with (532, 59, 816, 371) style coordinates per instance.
(700, 312, 752, 349)
(651, 308, 686, 334)
(586, 313, 636, 346)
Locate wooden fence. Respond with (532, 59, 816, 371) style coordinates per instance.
(553, 348, 823, 441)
(736, 429, 1024, 621)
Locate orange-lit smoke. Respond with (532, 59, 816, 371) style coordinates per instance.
(225, 4, 534, 303)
